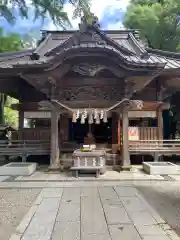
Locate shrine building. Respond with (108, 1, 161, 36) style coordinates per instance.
(1, 17, 180, 169)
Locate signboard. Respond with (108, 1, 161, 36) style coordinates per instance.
(128, 111, 156, 118)
(24, 111, 51, 119)
(128, 127, 139, 141)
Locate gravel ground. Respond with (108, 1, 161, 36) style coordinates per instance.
(0, 188, 41, 240)
(136, 183, 180, 236)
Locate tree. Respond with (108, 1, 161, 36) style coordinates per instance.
(0, 28, 24, 52)
(124, 0, 180, 51)
(0, 28, 23, 126)
(4, 97, 18, 128)
(124, 0, 180, 138)
(0, 0, 91, 27)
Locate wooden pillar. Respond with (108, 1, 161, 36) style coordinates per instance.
(18, 110, 24, 140)
(121, 110, 131, 170)
(118, 119, 121, 151)
(112, 112, 118, 153)
(59, 113, 69, 141)
(49, 109, 60, 169)
(157, 107, 163, 139)
(156, 85, 163, 140)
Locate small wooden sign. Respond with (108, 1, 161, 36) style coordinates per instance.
(128, 127, 139, 141)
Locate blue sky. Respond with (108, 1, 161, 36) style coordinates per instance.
(0, 0, 130, 39)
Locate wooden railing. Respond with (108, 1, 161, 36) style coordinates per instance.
(0, 140, 50, 161)
(13, 127, 159, 142)
(0, 140, 50, 149)
(138, 127, 158, 140)
(12, 129, 50, 141)
(129, 140, 180, 159)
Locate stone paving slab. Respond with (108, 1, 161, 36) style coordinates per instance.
(51, 221, 80, 240)
(103, 204, 132, 224)
(22, 198, 61, 240)
(128, 210, 158, 226)
(109, 224, 141, 240)
(8, 185, 180, 240)
(81, 187, 99, 198)
(57, 203, 80, 222)
(81, 195, 108, 234)
(61, 187, 80, 204)
(136, 225, 168, 236)
(114, 186, 139, 197)
(98, 186, 123, 205)
(120, 196, 148, 212)
(81, 233, 111, 240)
(16, 205, 39, 235)
(34, 188, 63, 205)
(142, 237, 171, 240)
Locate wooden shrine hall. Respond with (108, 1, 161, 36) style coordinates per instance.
(1, 16, 180, 169)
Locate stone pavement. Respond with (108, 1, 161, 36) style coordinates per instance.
(14, 169, 164, 182)
(9, 186, 180, 240)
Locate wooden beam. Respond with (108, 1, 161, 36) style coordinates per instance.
(18, 110, 24, 140)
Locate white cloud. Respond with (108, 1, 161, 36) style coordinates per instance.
(91, 0, 129, 19)
(46, 0, 130, 30)
(106, 22, 124, 30)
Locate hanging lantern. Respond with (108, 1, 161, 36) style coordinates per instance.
(103, 111, 108, 123)
(76, 109, 80, 119)
(94, 109, 98, 119)
(81, 114, 85, 124)
(96, 114, 100, 124)
(88, 113, 93, 124)
(72, 112, 77, 123)
(84, 109, 88, 119)
(100, 110, 104, 119)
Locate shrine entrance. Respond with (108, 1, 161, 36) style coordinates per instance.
(69, 118, 112, 144)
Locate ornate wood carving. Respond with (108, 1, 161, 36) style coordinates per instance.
(72, 63, 105, 76)
(62, 77, 122, 86)
(52, 86, 123, 101)
(124, 80, 135, 98)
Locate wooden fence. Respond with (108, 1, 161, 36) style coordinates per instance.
(12, 127, 159, 142)
(138, 127, 158, 140)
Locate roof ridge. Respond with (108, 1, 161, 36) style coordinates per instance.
(45, 26, 135, 57)
(91, 25, 135, 56)
(41, 29, 138, 34)
(147, 48, 180, 59)
(0, 49, 34, 62)
(0, 49, 34, 58)
(128, 32, 148, 58)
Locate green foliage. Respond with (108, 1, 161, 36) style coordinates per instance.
(0, 28, 22, 126)
(71, 0, 91, 19)
(124, 0, 180, 138)
(0, 28, 23, 52)
(0, 0, 91, 27)
(4, 97, 18, 128)
(124, 0, 180, 51)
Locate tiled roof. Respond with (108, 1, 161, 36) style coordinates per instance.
(0, 27, 180, 71)
(147, 48, 180, 69)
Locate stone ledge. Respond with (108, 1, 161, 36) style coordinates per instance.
(47, 164, 61, 172)
(121, 165, 132, 171)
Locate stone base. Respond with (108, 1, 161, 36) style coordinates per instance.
(48, 164, 61, 172)
(0, 162, 37, 176)
(143, 162, 178, 175)
(121, 165, 132, 171)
